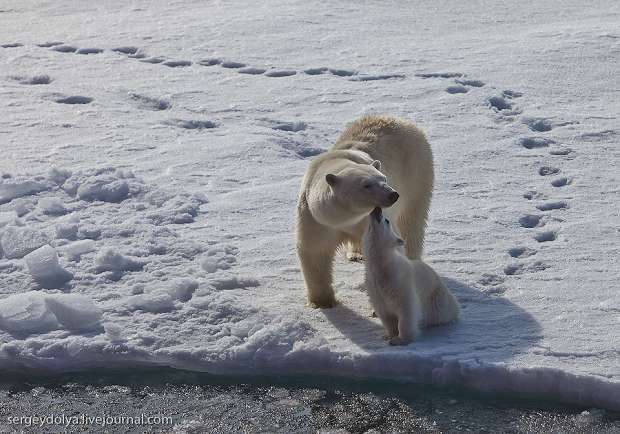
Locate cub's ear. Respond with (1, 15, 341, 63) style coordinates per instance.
(396, 238, 405, 246)
(325, 174, 338, 186)
(371, 160, 381, 170)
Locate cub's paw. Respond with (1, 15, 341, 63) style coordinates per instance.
(346, 251, 364, 262)
(388, 336, 413, 346)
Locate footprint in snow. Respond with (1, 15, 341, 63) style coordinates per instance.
(198, 58, 222, 66)
(522, 117, 553, 132)
(455, 78, 485, 87)
(518, 214, 543, 228)
(504, 261, 549, 275)
(162, 119, 217, 130)
(508, 246, 537, 258)
(549, 147, 573, 156)
(415, 72, 463, 78)
(238, 67, 266, 75)
(221, 60, 246, 69)
(304, 67, 328, 75)
(112, 46, 139, 55)
(534, 230, 557, 242)
(140, 57, 166, 64)
(328, 68, 357, 77)
(1, 43, 23, 48)
(272, 121, 307, 132)
(551, 176, 571, 187)
(349, 74, 405, 81)
(523, 190, 544, 200)
(536, 201, 567, 211)
(538, 166, 560, 176)
(52, 45, 78, 53)
(162, 59, 192, 68)
(129, 93, 170, 111)
(446, 85, 468, 94)
(488, 95, 513, 111)
(76, 47, 104, 55)
(11, 74, 52, 85)
(200, 245, 239, 274)
(54, 95, 94, 105)
(502, 90, 523, 98)
(265, 69, 297, 77)
(37, 41, 64, 48)
(518, 137, 554, 149)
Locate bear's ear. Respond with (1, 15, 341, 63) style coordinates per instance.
(325, 174, 338, 187)
(371, 160, 381, 170)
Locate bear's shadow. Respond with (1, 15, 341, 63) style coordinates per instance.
(322, 276, 543, 360)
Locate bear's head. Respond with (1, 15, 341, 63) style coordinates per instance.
(364, 207, 405, 252)
(325, 161, 399, 214)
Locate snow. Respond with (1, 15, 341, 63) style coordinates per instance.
(0, 0, 619, 411)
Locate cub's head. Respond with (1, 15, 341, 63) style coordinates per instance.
(364, 207, 405, 253)
(325, 161, 399, 214)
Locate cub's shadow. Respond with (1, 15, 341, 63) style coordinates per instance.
(322, 277, 542, 361)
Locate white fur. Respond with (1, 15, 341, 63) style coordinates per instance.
(363, 209, 459, 345)
(296, 115, 434, 308)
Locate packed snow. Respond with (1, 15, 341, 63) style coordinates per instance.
(0, 0, 619, 411)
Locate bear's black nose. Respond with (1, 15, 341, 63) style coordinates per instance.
(388, 192, 399, 205)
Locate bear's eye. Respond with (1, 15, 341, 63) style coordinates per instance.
(385, 219, 390, 225)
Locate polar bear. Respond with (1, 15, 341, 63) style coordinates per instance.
(363, 207, 459, 345)
(296, 115, 434, 308)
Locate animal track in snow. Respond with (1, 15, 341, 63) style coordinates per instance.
(141, 57, 166, 64)
(162, 119, 217, 130)
(304, 67, 328, 75)
(549, 147, 573, 156)
(52, 45, 77, 53)
(200, 245, 238, 273)
(477, 273, 505, 286)
(328, 68, 357, 77)
(523, 117, 553, 132)
(502, 90, 523, 98)
(198, 58, 222, 66)
(508, 246, 537, 258)
(221, 60, 246, 69)
(488, 95, 513, 111)
(277, 138, 324, 158)
(551, 177, 571, 187)
(536, 201, 568, 211)
(162, 59, 192, 68)
(37, 41, 63, 48)
(129, 93, 170, 111)
(504, 261, 549, 275)
(455, 78, 485, 87)
(11, 74, 52, 85)
(523, 190, 544, 200)
(272, 121, 307, 132)
(112, 46, 139, 55)
(415, 72, 463, 79)
(209, 276, 260, 290)
(76, 47, 103, 55)
(1, 43, 23, 48)
(238, 67, 266, 75)
(55, 95, 93, 105)
(349, 74, 405, 81)
(519, 214, 543, 228)
(534, 230, 557, 242)
(518, 137, 554, 149)
(446, 85, 468, 94)
(264, 69, 297, 77)
(538, 166, 560, 176)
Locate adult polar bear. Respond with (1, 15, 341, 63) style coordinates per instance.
(296, 115, 434, 308)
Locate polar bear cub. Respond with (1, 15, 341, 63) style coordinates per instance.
(363, 207, 459, 345)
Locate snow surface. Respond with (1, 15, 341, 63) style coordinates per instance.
(1, 0, 619, 410)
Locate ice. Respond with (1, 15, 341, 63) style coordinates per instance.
(59, 239, 96, 261)
(0, 179, 49, 204)
(37, 197, 68, 215)
(24, 245, 73, 289)
(127, 293, 175, 313)
(94, 248, 145, 279)
(77, 176, 129, 202)
(44, 294, 102, 332)
(0, 292, 59, 334)
(0, 226, 49, 259)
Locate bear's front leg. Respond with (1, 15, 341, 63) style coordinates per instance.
(298, 246, 338, 308)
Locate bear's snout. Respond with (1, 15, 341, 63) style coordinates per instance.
(388, 191, 399, 205)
